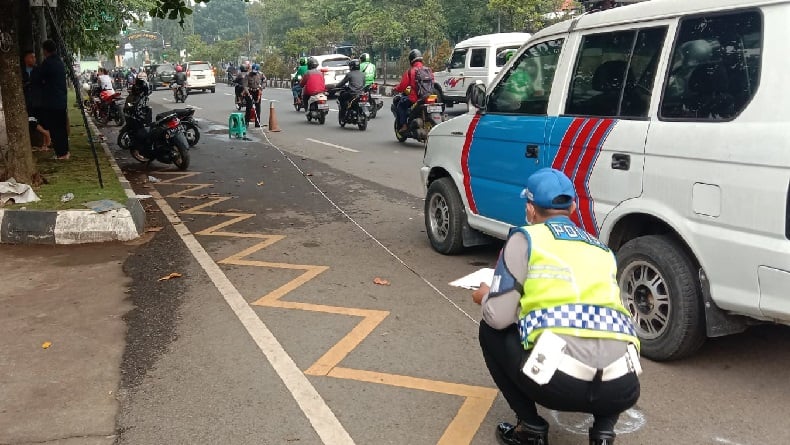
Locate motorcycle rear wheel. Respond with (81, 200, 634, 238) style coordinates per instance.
(318, 113, 326, 125)
(172, 132, 190, 171)
(114, 105, 125, 127)
(117, 129, 131, 150)
(358, 113, 367, 131)
(338, 111, 346, 127)
(183, 122, 200, 146)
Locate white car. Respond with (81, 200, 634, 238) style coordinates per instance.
(310, 54, 351, 92)
(184, 60, 216, 93)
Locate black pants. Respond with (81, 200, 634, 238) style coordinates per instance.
(245, 89, 261, 126)
(339, 91, 358, 118)
(37, 108, 69, 157)
(479, 321, 640, 433)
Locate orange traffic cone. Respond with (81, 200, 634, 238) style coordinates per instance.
(267, 101, 281, 132)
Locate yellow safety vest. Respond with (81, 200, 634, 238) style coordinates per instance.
(515, 217, 640, 350)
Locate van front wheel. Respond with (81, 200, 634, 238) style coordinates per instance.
(616, 235, 706, 361)
(425, 178, 465, 255)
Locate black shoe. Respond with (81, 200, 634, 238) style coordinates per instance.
(496, 420, 549, 445)
(589, 429, 615, 445)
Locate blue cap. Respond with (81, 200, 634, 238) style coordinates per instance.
(520, 168, 576, 209)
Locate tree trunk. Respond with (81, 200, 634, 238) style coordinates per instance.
(17, 0, 34, 56)
(0, 0, 38, 185)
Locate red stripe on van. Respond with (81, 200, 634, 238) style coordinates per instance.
(461, 113, 482, 214)
(551, 117, 585, 171)
(574, 118, 615, 232)
(558, 119, 598, 229)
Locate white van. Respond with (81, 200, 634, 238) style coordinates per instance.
(434, 33, 531, 106)
(421, 0, 790, 361)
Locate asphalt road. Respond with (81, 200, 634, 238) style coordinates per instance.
(103, 83, 790, 445)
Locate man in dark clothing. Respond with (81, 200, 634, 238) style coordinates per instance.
(22, 50, 51, 150)
(336, 59, 365, 120)
(32, 40, 69, 159)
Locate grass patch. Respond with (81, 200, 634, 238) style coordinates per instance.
(5, 91, 128, 210)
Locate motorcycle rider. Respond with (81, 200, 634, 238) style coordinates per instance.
(336, 59, 365, 120)
(234, 63, 249, 108)
(300, 57, 326, 110)
(245, 63, 265, 127)
(292, 57, 309, 107)
(359, 53, 376, 87)
(97, 67, 115, 94)
(393, 49, 432, 133)
(173, 65, 187, 99)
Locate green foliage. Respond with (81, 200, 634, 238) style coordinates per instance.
(488, 0, 576, 32)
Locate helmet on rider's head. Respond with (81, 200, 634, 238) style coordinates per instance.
(299, 57, 307, 66)
(307, 57, 319, 70)
(360, 53, 370, 63)
(240, 64, 248, 72)
(175, 65, 183, 72)
(252, 63, 260, 72)
(408, 49, 423, 65)
(349, 59, 360, 71)
(133, 77, 150, 96)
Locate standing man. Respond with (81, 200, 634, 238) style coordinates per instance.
(473, 168, 641, 445)
(32, 40, 69, 160)
(22, 50, 51, 150)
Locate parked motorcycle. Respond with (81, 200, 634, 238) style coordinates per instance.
(173, 84, 188, 103)
(391, 92, 447, 143)
(336, 89, 370, 131)
(119, 90, 191, 170)
(95, 90, 125, 127)
(306, 93, 329, 124)
(365, 83, 384, 119)
(118, 107, 200, 149)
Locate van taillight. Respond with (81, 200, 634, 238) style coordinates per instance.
(319, 99, 326, 104)
(186, 70, 190, 77)
(786, 180, 790, 240)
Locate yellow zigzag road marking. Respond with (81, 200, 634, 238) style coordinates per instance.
(153, 171, 497, 445)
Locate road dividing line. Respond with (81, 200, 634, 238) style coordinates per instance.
(186, 105, 203, 110)
(148, 184, 356, 445)
(306, 138, 359, 153)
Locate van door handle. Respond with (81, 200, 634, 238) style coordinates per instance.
(525, 144, 539, 158)
(612, 153, 630, 170)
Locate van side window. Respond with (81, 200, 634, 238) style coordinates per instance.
(487, 38, 564, 115)
(565, 27, 667, 118)
(450, 49, 467, 69)
(660, 10, 762, 121)
(470, 48, 487, 68)
(496, 46, 521, 67)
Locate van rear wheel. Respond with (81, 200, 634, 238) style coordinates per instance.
(425, 178, 465, 255)
(616, 235, 706, 361)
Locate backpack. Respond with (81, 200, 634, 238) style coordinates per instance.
(412, 65, 434, 100)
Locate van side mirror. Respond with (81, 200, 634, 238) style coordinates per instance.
(469, 80, 487, 109)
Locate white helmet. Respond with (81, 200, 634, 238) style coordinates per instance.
(82, 82, 91, 92)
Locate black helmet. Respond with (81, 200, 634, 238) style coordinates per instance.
(240, 64, 248, 72)
(360, 53, 370, 63)
(349, 59, 360, 71)
(408, 49, 423, 64)
(307, 57, 319, 69)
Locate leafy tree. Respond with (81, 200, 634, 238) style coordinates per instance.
(488, 0, 575, 33)
(193, 0, 251, 43)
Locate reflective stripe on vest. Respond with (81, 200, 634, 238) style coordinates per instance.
(515, 217, 640, 350)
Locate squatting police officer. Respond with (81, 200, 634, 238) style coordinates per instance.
(473, 168, 642, 445)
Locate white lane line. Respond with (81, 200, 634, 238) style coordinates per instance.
(149, 188, 356, 445)
(714, 438, 747, 445)
(224, 92, 233, 96)
(186, 105, 203, 110)
(305, 138, 359, 153)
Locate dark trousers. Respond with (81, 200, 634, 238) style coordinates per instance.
(479, 321, 640, 433)
(245, 89, 261, 126)
(37, 108, 69, 157)
(339, 91, 357, 116)
(396, 97, 413, 126)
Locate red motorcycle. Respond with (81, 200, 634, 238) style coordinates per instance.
(93, 90, 125, 127)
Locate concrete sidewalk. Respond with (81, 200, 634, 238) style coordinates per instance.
(0, 243, 134, 445)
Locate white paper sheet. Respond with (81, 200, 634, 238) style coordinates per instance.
(449, 268, 495, 290)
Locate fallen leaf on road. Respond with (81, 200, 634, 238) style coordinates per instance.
(257, 181, 264, 186)
(146, 226, 164, 233)
(373, 277, 391, 286)
(304, 173, 313, 177)
(158, 272, 182, 281)
(42, 341, 52, 349)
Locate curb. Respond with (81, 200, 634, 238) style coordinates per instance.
(0, 120, 144, 245)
